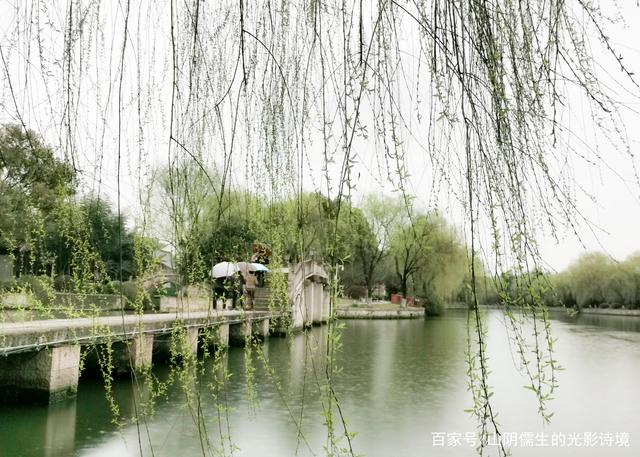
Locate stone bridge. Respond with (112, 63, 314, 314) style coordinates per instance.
(0, 310, 273, 404)
(0, 260, 333, 405)
(288, 260, 332, 328)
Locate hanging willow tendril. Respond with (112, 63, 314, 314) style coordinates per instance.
(1, 1, 639, 456)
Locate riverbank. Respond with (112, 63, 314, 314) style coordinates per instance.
(578, 307, 640, 317)
(480, 304, 640, 318)
(335, 307, 425, 319)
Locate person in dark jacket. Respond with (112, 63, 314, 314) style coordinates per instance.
(224, 272, 244, 309)
(213, 277, 226, 308)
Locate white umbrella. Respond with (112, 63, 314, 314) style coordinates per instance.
(236, 261, 255, 274)
(251, 263, 269, 272)
(211, 261, 239, 278)
(237, 262, 270, 274)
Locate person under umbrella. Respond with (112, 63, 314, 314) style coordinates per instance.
(243, 270, 257, 309)
(211, 262, 242, 309)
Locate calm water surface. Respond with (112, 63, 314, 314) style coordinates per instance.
(1, 310, 639, 456)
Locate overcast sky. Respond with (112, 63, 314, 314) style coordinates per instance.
(1, 1, 639, 272)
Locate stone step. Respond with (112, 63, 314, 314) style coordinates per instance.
(253, 287, 271, 309)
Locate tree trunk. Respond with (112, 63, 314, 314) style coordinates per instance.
(366, 281, 373, 304)
(400, 276, 408, 299)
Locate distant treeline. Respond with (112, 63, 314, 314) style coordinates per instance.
(550, 252, 640, 309)
(7, 124, 635, 312)
(474, 252, 640, 310)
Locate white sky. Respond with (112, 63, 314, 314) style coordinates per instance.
(1, 1, 639, 272)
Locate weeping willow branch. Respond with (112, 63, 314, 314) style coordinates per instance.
(2, 1, 639, 456)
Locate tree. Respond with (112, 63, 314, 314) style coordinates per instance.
(350, 194, 404, 300)
(559, 252, 640, 309)
(622, 253, 640, 309)
(266, 192, 356, 265)
(348, 208, 379, 299)
(195, 185, 269, 281)
(388, 211, 467, 300)
(82, 198, 136, 280)
(147, 162, 221, 282)
(0, 124, 74, 270)
(565, 252, 613, 308)
(412, 223, 467, 304)
(43, 197, 136, 281)
(389, 214, 433, 298)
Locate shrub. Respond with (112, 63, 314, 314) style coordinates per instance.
(121, 280, 138, 304)
(17, 275, 54, 305)
(159, 282, 181, 297)
(0, 279, 17, 293)
(99, 280, 129, 295)
(421, 290, 443, 316)
(345, 285, 367, 300)
(54, 274, 74, 292)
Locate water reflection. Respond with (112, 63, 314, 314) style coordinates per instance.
(550, 308, 640, 333)
(44, 401, 76, 457)
(0, 400, 77, 457)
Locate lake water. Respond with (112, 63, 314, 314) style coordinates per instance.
(1, 310, 639, 456)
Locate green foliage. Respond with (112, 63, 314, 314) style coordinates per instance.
(101, 280, 121, 295)
(120, 281, 139, 305)
(83, 198, 136, 279)
(54, 274, 74, 292)
(0, 124, 74, 268)
(268, 192, 356, 264)
(16, 275, 55, 305)
(477, 251, 640, 311)
(554, 252, 640, 309)
(199, 215, 257, 265)
(389, 211, 468, 302)
(347, 195, 403, 299)
(2, 2, 639, 454)
(150, 163, 263, 281)
(0, 125, 143, 285)
(0, 124, 74, 213)
(132, 236, 161, 277)
(147, 164, 471, 308)
(423, 294, 444, 316)
(42, 197, 137, 288)
(453, 260, 495, 307)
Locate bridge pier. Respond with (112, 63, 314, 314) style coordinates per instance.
(108, 334, 154, 375)
(0, 345, 81, 404)
(152, 327, 200, 360)
(128, 334, 154, 371)
(252, 318, 270, 339)
(184, 327, 200, 355)
(229, 321, 252, 345)
(215, 324, 229, 347)
(201, 324, 229, 354)
(229, 318, 270, 345)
